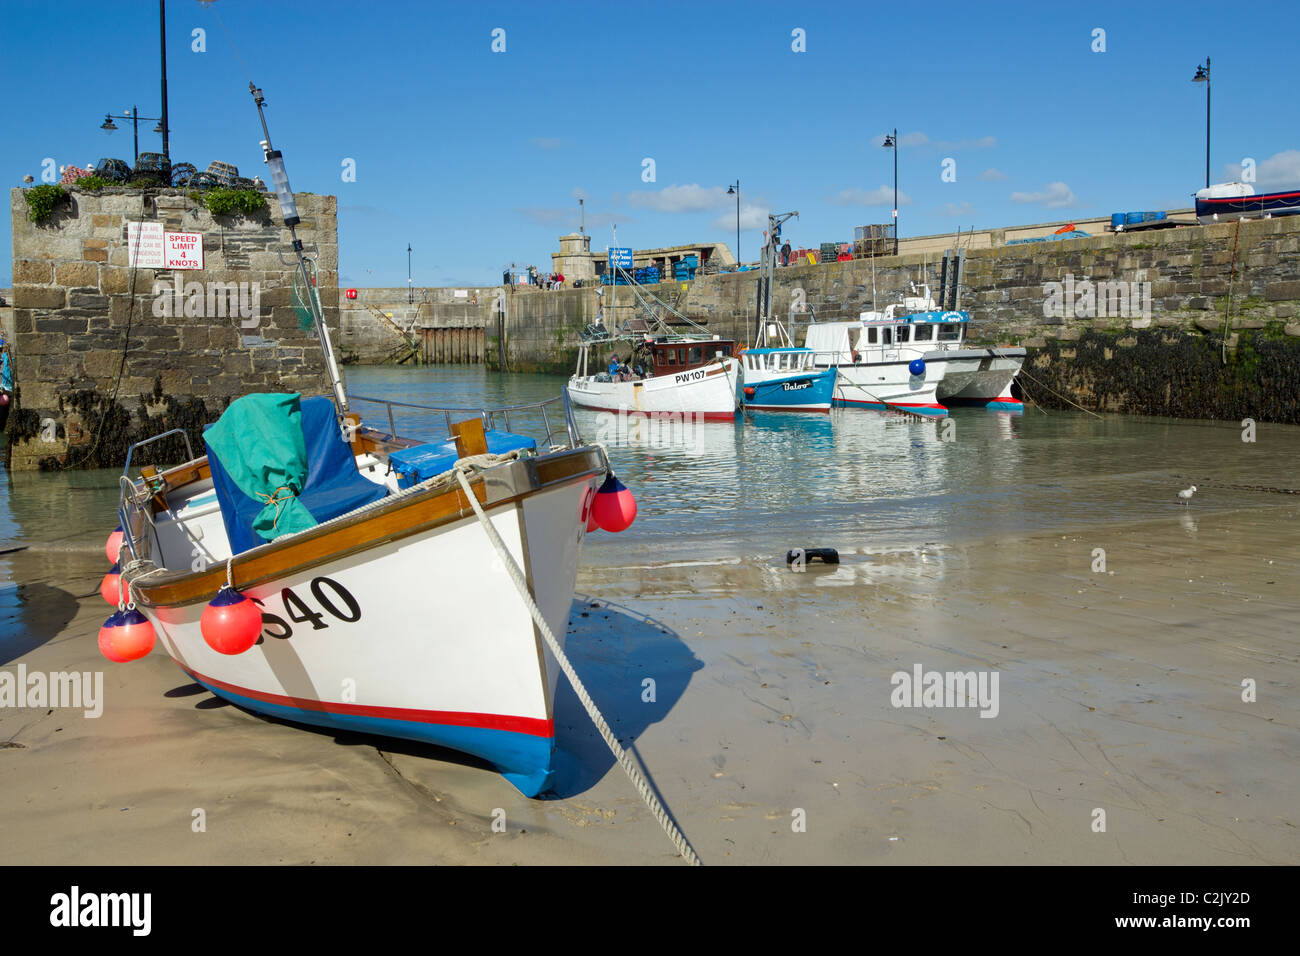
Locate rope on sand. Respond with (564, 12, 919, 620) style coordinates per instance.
(454, 466, 702, 866)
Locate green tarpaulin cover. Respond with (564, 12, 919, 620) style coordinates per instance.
(204, 392, 317, 542)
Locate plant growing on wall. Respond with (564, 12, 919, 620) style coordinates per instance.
(72, 175, 112, 192)
(203, 188, 268, 218)
(24, 184, 69, 223)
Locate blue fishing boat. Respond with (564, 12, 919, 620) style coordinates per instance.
(739, 347, 836, 413)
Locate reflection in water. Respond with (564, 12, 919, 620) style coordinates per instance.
(1, 364, 1296, 571)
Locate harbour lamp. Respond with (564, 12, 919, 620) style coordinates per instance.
(100, 117, 118, 132)
(727, 180, 740, 263)
(1192, 58, 1211, 189)
(882, 130, 899, 255)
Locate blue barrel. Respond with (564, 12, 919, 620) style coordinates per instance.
(1126, 211, 1143, 224)
(1111, 213, 1125, 230)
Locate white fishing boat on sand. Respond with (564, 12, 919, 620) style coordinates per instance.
(106, 84, 617, 799)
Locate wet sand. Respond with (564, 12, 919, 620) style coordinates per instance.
(1, 497, 1297, 865)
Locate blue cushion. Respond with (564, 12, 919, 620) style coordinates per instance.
(388, 429, 536, 489)
(205, 396, 388, 555)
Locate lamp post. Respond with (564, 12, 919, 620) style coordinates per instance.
(159, 0, 170, 162)
(407, 244, 414, 304)
(579, 197, 585, 235)
(100, 107, 165, 165)
(1192, 57, 1210, 189)
(882, 130, 898, 255)
(727, 180, 740, 264)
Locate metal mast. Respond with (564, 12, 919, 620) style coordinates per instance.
(249, 82, 349, 414)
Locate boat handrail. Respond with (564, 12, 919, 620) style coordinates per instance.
(122, 428, 195, 477)
(349, 392, 581, 450)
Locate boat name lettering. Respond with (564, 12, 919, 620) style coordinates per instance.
(249, 576, 362, 641)
(781, 380, 811, 391)
(673, 368, 707, 384)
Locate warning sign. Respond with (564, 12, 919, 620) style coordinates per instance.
(126, 222, 165, 268)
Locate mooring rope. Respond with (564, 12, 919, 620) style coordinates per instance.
(453, 466, 702, 866)
(1014, 366, 1104, 420)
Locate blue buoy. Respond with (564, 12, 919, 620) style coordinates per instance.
(909, 358, 926, 376)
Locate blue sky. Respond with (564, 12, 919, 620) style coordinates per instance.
(3, 0, 1298, 287)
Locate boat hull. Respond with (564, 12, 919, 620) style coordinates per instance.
(825, 361, 949, 416)
(742, 367, 836, 413)
(1195, 189, 1300, 225)
(567, 358, 740, 419)
(133, 458, 601, 797)
(930, 347, 1025, 411)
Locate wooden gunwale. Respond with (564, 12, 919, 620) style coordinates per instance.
(130, 445, 603, 608)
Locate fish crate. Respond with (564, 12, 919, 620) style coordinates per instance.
(819, 242, 840, 261)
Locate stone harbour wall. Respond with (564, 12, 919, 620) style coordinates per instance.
(6, 187, 338, 470)
(480, 216, 1300, 422)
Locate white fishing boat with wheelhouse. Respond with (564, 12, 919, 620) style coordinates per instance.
(805, 285, 1024, 414)
(567, 335, 742, 420)
(805, 311, 951, 417)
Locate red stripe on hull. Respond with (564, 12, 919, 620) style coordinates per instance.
(179, 665, 555, 737)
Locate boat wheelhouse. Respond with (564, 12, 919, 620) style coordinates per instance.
(738, 347, 836, 413)
(567, 334, 742, 420)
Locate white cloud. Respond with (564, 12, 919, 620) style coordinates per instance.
(571, 186, 589, 201)
(516, 207, 570, 227)
(1218, 149, 1300, 190)
(1009, 181, 1076, 208)
(711, 202, 768, 231)
(830, 186, 913, 207)
(873, 131, 928, 148)
(936, 136, 997, 151)
(978, 168, 1009, 181)
(943, 201, 974, 217)
(626, 183, 729, 213)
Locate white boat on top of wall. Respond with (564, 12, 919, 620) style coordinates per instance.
(567, 336, 742, 420)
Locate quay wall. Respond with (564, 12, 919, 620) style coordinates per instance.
(338, 285, 492, 365)
(6, 187, 337, 471)
(475, 216, 1300, 422)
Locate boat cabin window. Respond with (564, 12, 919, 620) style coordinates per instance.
(677, 348, 686, 364)
(715, 344, 731, 357)
(865, 327, 878, 345)
(912, 323, 931, 342)
(688, 346, 703, 364)
(896, 326, 909, 343)
(665, 348, 677, 365)
(938, 323, 962, 342)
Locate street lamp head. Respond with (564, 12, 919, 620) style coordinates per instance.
(727, 184, 735, 195)
(1192, 63, 1209, 82)
(153, 121, 165, 134)
(882, 134, 896, 149)
(101, 116, 118, 132)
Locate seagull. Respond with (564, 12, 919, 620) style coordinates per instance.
(1178, 484, 1197, 505)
